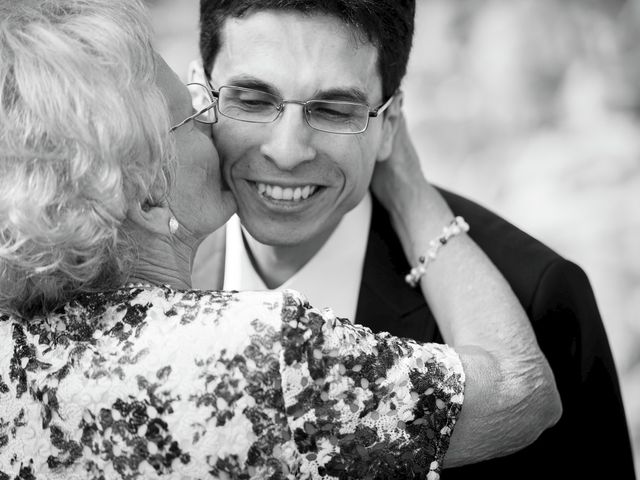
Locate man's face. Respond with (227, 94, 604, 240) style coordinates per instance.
(209, 11, 395, 247)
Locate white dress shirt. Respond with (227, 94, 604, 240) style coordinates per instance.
(222, 193, 372, 322)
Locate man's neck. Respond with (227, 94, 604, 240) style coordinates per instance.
(242, 225, 337, 289)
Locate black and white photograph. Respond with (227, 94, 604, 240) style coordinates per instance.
(1, 0, 638, 478)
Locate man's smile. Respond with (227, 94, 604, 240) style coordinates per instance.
(255, 182, 319, 201)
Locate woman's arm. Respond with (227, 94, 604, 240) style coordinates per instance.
(371, 115, 562, 467)
(280, 290, 465, 479)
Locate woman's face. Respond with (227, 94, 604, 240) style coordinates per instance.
(156, 58, 236, 237)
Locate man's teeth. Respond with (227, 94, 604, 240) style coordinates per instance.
(257, 183, 317, 201)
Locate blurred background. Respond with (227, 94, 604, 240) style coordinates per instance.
(147, 0, 640, 475)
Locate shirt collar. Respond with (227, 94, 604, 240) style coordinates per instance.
(224, 193, 372, 322)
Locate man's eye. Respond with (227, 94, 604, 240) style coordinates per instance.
(239, 99, 273, 107)
(227, 96, 275, 111)
(311, 105, 353, 119)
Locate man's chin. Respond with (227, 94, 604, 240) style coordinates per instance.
(240, 220, 340, 265)
(240, 224, 310, 248)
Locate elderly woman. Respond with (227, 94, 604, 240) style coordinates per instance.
(0, 0, 560, 479)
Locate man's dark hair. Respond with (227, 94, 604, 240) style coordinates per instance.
(199, 0, 415, 99)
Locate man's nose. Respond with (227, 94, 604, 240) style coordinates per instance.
(260, 104, 316, 170)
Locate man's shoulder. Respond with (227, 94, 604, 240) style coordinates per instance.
(437, 187, 561, 261)
(438, 187, 571, 301)
(430, 189, 635, 480)
(369, 187, 574, 309)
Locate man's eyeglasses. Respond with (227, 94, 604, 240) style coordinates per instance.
(170, 83, 395, 135)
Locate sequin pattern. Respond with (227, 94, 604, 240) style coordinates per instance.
(0, 287, 464, 479)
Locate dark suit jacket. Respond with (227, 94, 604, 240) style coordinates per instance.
(355, 189, 635, 479)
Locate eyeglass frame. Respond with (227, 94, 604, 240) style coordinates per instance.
(169, 82, 218, 133)
(170, 81, 398, 135)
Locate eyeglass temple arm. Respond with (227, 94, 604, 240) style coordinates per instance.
(369, 91, 399, 118)
(169, 101, 218, 133)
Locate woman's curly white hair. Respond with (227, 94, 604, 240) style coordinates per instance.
(0, 0, 175, 316)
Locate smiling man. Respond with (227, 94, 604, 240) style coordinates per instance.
(192, 3, 405, 317)
(191, 1, 634, 479)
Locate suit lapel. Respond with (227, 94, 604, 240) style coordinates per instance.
(355, 196, 440, 342)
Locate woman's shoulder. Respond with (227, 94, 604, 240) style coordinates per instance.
(0, 287, 300, 342)
(0, 287, 299, 479)
(83, 286, 293, 324)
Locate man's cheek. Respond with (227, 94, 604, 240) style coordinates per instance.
(212, 140, 234, 174)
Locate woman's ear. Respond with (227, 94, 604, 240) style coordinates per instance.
(376, 92, 404, 163)
(126, 198, 172, 236)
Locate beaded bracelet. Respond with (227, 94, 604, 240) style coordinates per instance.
(405, 216, 470, 287)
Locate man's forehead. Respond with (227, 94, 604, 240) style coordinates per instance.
(210, 10, 382, 99)
(217, 10, 375, 54)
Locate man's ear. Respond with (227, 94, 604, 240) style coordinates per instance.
(376, 91, 404, 162)
(188, 59, 207, 85)
(188, 58, 219, 124)
(127, 199, 172, 236)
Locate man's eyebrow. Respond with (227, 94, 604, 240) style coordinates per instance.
(313, 87, 369, 104)
(220, 75, 279, 96)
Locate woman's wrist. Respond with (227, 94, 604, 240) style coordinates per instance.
(388, 182, 456, 263)
(405, 216, 470, 287)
